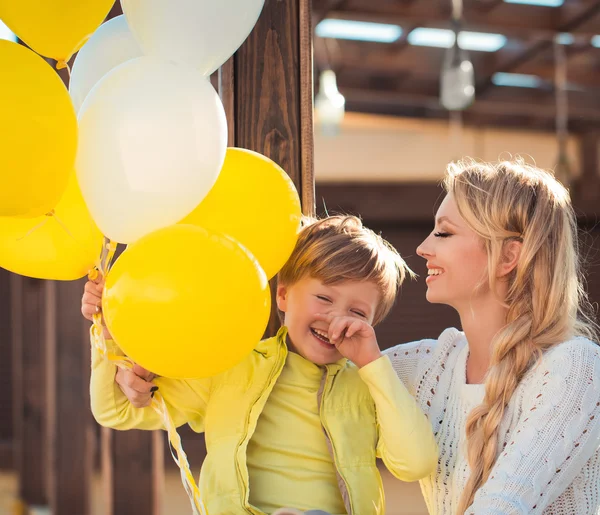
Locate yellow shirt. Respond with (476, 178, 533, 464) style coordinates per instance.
(247, 351, 346, 514)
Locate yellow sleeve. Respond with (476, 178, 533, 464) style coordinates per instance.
(358, 355, 438, 482)
(90, 339, 210, 432)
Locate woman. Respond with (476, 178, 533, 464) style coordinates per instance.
(386, 159, 600, 514)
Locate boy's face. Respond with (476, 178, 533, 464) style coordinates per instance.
(276, 276, 381, 365)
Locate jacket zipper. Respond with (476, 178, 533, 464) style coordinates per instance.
(318, 369, 353, 515)
(236, 344, 286, 514)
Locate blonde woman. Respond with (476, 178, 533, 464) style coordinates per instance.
(386, 160, 600, 514)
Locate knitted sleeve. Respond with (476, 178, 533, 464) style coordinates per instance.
(384, 328, 461, 394)
(468, 339, 600, 515)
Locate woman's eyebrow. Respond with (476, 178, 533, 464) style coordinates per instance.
(436, 215, 458, 227)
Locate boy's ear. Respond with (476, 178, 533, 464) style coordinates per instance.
(276, 283, 288, 313)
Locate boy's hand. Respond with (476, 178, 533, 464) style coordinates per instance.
(81, 278, 112, 339)
(315, 313, 382, 368)
(115, 364, 158, 408)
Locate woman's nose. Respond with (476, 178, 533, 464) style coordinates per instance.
(416, 235, 433, 259)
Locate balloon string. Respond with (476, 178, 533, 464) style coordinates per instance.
(88, 241, 207, 515)
(16, 214, 51, 241)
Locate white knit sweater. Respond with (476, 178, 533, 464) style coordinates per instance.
(384, 328, 600, 515)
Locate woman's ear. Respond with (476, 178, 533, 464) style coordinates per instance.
(276, 283, 288, 313)
(498, 239, 522, 278)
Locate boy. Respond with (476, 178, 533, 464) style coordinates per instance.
(83, 216, 438, 514)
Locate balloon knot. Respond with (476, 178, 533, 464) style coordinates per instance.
(88, 268, 100, 281)
(106, 240, 117, 252)
(56, 60, 68, 70)
(45, 209, 55, 217)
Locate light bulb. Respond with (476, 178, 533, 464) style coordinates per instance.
(440, 34, 475, 111)
(315, 70, 345, 136)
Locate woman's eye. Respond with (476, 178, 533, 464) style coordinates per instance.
(434, 232, 452, 238)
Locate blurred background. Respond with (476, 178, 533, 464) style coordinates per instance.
(1, 0, 599, 513)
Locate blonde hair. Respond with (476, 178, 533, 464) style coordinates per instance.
(447, 159, 599, 513)
(278, 215, 412, 325)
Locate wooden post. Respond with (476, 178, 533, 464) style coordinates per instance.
(0, 270, 13, 469)
(11, 275, 49, 511)
(45, 280, 94, 515)
(226, 0, 315, 336)
(101, 429, 164, 515)
(234, 0, 314, 212)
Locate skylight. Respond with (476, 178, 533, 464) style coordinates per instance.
(556, 33, 574, 45)
(315, 19, 402, 43)
(504, 0, 564, 6)
(492, 72, 543, 88)
(0, 21, 16, 42)
(407, 28, 507, 52)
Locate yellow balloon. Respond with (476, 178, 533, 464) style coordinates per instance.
(180, 148, 302, 279)
(0, 40, 77, 217)
(0, 173, 104, 280)
(103, 225, 271, 379)
(0, 0, 115, 63)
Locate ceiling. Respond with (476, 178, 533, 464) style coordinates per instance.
(312, 0, 600, 131)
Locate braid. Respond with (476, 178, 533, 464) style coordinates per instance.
(457, 296, 537, 513)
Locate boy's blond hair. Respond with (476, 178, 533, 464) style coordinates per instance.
(278, 215, 412, 325)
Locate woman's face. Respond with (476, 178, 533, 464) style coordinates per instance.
(416, 194, 490, 311)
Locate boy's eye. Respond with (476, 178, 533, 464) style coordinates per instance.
(351, 310, 366, 318)
(316, 295, 332, 302)
(434, 232, 452, 238)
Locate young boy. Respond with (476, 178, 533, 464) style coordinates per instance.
(83, 216, 438, 515)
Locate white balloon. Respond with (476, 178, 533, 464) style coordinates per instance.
(76, 56, 228, 244)
(121, 0, 265, 76)
(70, 15, 143, 113)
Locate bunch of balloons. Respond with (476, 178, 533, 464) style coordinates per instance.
(0, 1, 302, 379)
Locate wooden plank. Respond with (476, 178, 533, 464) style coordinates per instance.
(102, 429, 164, 515)
(219, 57, 236, 147)
(46, 279, 93, 515)
(11, 275, 48, 508)
(299, 0, 315, 217)
(0, 270, 13, 469)
(316, 182, 445, 224)
(573, 131, 600, 217)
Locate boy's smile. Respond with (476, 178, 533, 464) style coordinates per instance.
(276, 276, 380, 365)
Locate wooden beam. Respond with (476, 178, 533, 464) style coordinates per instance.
(327, 0, 600, 38)
(477, 0, 600, 94)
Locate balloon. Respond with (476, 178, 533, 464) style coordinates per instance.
(121, 0, 265, 76)
(76, 56, 228, 244)
(103, 225, 271, 379)
(0, 173, 103, 281)
(70, 15, 142, 113)
(181, 148, 302, 279)
(0, 0, 115, 64)
(0, 40, 76, 218)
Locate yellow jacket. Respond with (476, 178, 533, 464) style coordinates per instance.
(91, 328, 438, 514)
